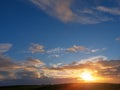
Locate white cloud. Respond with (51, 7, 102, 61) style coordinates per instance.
(50, 63, 63, 68)
(29, 43, 45, 53)
(49, 54, 60, 58)
(91, 49, 99, 53)
(47, 48, 65, 54)
(47, 47, 65, 58)
(90, 48, 107, 53)
(96, 6, 120, 15)
(66, 45, 87, 52)
(78, 56, 107, 64)
(0, 43, 12, 53)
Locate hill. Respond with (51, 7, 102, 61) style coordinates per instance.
(0, 83, 120, 90)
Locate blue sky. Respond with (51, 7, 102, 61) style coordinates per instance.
(0, 0, 120, 85)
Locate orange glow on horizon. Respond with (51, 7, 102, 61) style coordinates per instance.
(76, 69, 112, 83)
(77, 69, 103, 83)
(80, 71, 95, 81)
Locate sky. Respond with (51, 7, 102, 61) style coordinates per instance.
(0, 0, 120, 86)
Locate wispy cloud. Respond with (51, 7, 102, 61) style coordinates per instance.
(47, 47, 65, 58)
(47, 47, 65, 54)
(0, 43, 12, 53)
(48, 54, 60, 58)
(90, 48, 107, 53)
(30, 0, 76, 22)
(66, 45, 87, 52)
(66, 45, 106, 54)
(29, 43, 45, 53)
(96, 6, 120, 15)
(29, 0, 120, 24)
(28, 44, 106, 56)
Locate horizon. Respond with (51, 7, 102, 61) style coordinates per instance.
(0, 0, 120, 86)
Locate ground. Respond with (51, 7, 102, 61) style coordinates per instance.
(0, 83, 120, 90)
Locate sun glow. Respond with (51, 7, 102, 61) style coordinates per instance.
(80, 70, 96, 82)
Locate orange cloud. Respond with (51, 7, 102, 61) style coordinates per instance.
(0, 54, 120, 83)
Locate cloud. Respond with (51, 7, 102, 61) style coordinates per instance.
(29, 0, 120, 24)
(0, 54, 20, 80)
(1, 54, 120, 83)
(0, 54, 45, 80)
(47, 47, 65, 58)
(48, 54, 60, 58)
(16, 58, 46, 79)
(50, 56, 107, 70)
(47, 48, 65, 54)
(90, 48, 107, 53)
(47, 46, 106, 55)
(16, 70, 41, 79)
(0, 71, 16, 80)
(96, 6, 120, 15)
(91, 49, 100, 53)
(23, 57, 45, 68)
(0, 54, 19, 71)
(50, 63, 63, 68)
(66, 45, 87, 52)
(29, 43, 45, 53)
(0, 43, 12, 53)
(0, 78, 77, 86)
(49, 56, 120, 82)
(30, 0, 75, 22)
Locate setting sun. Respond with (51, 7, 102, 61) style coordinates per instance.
(80, 70, 96, 82)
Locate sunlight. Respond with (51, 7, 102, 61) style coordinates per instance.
(80, 70, 96, 82)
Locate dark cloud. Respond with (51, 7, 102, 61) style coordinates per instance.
(16, 70, 40, 79)
(0, 78, 77, 86)
(0, 54, 44, 80)
(0, 54, 19, 70)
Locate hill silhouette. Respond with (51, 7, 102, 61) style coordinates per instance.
(0, 83, 120, 90)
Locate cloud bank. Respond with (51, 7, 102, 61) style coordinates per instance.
(0, 54, 120, 85)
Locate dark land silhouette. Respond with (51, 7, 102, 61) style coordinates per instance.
(0, 83, 120, 90)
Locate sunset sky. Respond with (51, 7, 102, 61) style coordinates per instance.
(0, 0, 120, 85)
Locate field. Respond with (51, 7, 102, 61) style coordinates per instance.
(0, 83, 120, 90)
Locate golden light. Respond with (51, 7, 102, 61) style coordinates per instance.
(80, 70, 96, 82)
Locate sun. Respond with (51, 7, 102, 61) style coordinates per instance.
(80, 70, 95, 82)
